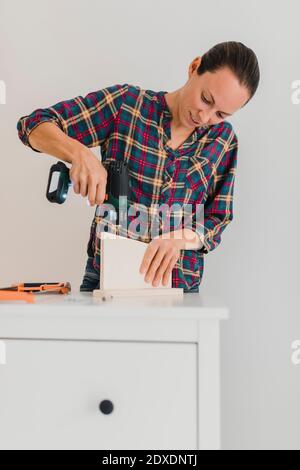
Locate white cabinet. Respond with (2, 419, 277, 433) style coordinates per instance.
(0, 340, 197, 450)
(0, 292, 228, 450)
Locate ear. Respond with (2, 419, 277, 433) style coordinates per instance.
(188, 56, 202, 78)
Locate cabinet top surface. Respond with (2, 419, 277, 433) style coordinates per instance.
(0, 292, 228, 320)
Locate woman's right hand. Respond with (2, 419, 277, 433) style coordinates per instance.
(69, 149, 108, 206)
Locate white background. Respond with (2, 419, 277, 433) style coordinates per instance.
(0, 0, 299, 449)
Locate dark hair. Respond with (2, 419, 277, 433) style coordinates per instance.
(197, 41, 260, 106)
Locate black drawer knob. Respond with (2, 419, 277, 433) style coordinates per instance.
(99, 399, 114, 415)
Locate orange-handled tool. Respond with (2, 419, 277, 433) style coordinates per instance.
(0, 291, 35, 303)
(0, 282, 71, 295)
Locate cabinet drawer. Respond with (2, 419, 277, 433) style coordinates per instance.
(0, 340, 197, 450)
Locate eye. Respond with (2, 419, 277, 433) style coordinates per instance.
(201, 94, 210, 104)
(201, 94, 225, 119)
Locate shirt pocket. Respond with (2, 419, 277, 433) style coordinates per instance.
(185, 156, 214, 205)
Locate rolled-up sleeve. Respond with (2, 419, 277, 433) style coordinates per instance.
(195, 132, 238, 254)
(16, 83, 129, 152)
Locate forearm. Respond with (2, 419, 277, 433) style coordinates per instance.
(28, 122, 86, 163)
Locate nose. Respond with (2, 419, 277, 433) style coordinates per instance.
(199, 109, 214, 125)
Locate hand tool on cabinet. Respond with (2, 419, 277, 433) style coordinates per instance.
(0, 282, 71, 295)
(0, 290, 35, 303)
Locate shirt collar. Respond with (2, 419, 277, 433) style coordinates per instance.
(156, 90, 172, 117)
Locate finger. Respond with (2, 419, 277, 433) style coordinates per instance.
(95, 180, 106, 205)
(162, 254, 179, 286)
(87, 178, 97, 206)
(79, 177, 88, 197)
(139, 242, 159, 275)
(70, 172, 79, 194)
(152, 251, 174, 287)
(73, 182, 80, 194)
(144, 246, 167, 285)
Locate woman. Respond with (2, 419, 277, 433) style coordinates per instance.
(17, 41, 260, 293)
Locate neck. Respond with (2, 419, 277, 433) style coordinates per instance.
(165, 89, 192, 132)
(165, 90, 182, 128)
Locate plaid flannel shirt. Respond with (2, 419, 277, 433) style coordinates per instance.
(17, 83, 238, 293)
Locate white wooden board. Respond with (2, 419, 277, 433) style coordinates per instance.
(99, 232, 172, 291)
(94, 287, 184, 300)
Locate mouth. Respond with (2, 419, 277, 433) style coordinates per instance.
(189, 111, 201, 126)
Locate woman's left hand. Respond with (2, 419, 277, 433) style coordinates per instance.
(139, 232, 185, 287)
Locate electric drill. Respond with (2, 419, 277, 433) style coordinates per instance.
(46, 160, 130, 224)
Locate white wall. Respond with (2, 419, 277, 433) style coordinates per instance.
(0, 0, 299, 449)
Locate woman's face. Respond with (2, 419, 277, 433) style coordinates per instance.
(179, 57, 250, 128)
